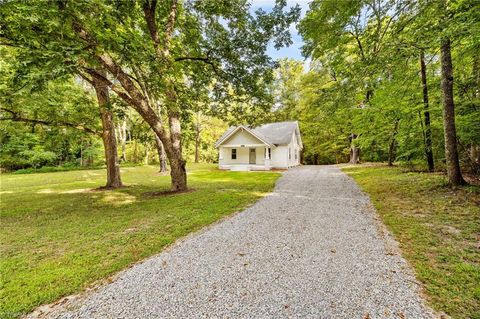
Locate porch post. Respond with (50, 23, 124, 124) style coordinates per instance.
(264, 146, 271, 170)
(218, 147, 224, 169)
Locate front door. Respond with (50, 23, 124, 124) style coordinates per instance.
(249, 148, 256, 164)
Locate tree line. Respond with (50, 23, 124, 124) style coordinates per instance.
(266, 0, 478, 186)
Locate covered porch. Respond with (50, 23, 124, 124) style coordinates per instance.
(218, 145, 272, 171)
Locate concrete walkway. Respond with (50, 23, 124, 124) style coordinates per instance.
(37, 166, 435, 319)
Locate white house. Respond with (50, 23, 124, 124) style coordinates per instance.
(215, 121, 303, 171)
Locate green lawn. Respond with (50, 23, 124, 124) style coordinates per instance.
(0, 164, 280, 318)
(342, 164, 480, 319)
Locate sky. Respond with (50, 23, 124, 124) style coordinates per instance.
(250, 0, 310, 61)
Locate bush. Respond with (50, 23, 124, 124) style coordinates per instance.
(12, 164, 92, 174)
(20, 149, 57, 168)
(0, 155, 29, 171)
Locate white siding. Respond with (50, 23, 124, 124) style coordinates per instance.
(219, 147, 249, 165)
(219, 146, 266, 165)
(283, 131, 301, 168)
(271, 146, 288, 168)
(287, 131, 301, 167)
(256, 147, 266, 165)
(222, 129, 264, 146)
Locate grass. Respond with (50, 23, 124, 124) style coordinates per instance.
(341, 164, 480, 319)
(0, 163, 280, 319)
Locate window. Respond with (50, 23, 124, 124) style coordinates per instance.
(289, 148, 291, 160)
(295, 149, 298, 160)
(231, 148, 237, 160)
(268, 148, 271, 159)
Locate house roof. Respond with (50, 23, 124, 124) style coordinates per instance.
(215, 121, 302, 148)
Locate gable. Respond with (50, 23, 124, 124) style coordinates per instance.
(215, 121, 301, 148)
(290, 127, 302, 148)
(222, 128, 265, 146)
(290, 130, 296, 146)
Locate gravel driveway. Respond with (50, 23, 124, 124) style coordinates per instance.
(35, 166, 435, 319)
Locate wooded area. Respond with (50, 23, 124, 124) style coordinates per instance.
(0, 0, 300, 191)
(1, 0, 478, 187)
(295, 0, 479, 186)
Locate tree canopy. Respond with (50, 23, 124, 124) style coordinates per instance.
(0, 0, 478, 184)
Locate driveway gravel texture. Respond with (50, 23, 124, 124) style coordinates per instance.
(34, 166, 436, 319)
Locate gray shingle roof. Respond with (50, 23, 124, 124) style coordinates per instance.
(252, 121, 299, 145)
(216, 121, 300, 147)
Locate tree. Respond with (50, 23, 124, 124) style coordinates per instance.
(419, 50, 435, 172)
(0, 47, 105, 171)
(0, 40, 124, 187)
(154, 135, 168, 173)
(91, 70, 123, 188)
(299, 0, 413, 164)
(440, 38, 465, 185)
(0, 0, 300, 191)
(297, 0, 479, 179)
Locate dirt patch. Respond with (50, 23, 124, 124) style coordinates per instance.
(92, 185, 129, 191)
(442, 225, 461, 236)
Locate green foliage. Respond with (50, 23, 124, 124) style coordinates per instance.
(0, 46, 103, 171)
(12, 163, 96, 175)
(183, 114, 227, 163)
(0, 164, 280, 318)
(0, 0, 301, 176)
(0, 0, 300, 121)
(19, 148, 57, 168)
(287, 0, 480, 170)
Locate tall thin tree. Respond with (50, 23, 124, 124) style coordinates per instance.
(419, 50, 434, 172)
(440, 38, 465, 185)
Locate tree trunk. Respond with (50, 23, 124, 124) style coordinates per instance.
(167, 109, 187, 191)
(350, 146, 360, 164)
(92, 71, 123, 188)
(440, 38, 465, 186)
(133, 140, 139, 163)
(119, 117, 127, 162)
(388, 119, 399, 166)
(154, 135, 168, 173)
(80, 141, 83, 167)
(349, 134, 360, 164)
(420, 50, 435, 172)
(194, 112, 201, 163)
(144, 144, 149, 165)
(387, 132, 398, 166)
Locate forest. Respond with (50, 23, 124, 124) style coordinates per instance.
(0, 0, 479, 188)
